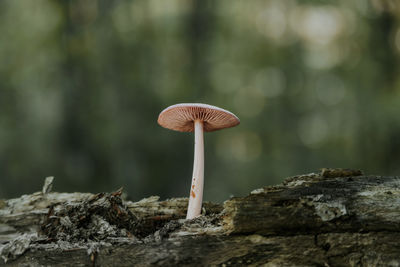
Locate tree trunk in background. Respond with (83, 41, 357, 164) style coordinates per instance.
(1, 169, 400, 266)
(186, 0, 216, 100)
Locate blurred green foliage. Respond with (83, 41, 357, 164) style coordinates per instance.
(0, 0, 400, 202)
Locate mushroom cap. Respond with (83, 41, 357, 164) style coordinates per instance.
(158, 103, 240, 132)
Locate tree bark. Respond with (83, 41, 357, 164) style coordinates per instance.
(1, 169, 400, 266)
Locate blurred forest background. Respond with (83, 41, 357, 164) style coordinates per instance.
(0, 0, 400, 202)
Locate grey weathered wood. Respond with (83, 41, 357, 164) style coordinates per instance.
(1, 169, 400, 266)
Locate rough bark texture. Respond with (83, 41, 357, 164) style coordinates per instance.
(1, 169, 400, 266)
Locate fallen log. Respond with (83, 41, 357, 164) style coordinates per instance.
(1, 169, 400, 266)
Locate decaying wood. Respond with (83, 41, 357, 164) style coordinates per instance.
(1, 169, 400, 266)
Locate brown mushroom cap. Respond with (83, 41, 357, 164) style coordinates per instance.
(158, 103, 240, 132)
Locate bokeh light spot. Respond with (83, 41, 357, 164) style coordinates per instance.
(303, 44, 345, 70)
(253, 67, 286, 98)
(290, 6, 344, 46)
(216, 131, 262, 163)
(298, 114, 329, 147)
(256, 2, 287, 42)
(394, 27, 400, 54)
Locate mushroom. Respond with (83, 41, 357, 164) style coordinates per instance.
(158, 103, 240, 219)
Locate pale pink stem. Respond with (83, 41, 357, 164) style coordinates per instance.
(186, 120, 204, 219)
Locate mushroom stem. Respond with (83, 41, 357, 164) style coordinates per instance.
(186, 120, 204, 219)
